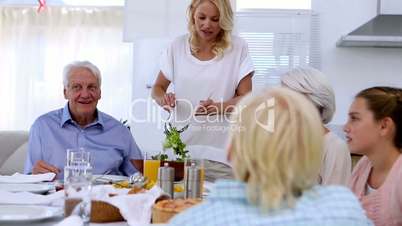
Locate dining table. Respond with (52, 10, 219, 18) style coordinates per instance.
(0, 201, 166, 226)
(4, 217, 131, 226)
(0, 174, 167, 226)
(0, 173, 213, 226)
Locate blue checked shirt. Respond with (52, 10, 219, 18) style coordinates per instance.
(168, 180, 373, 226)
(24, 103, 142, 179)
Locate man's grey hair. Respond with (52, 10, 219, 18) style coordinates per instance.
(63, 61, 102, 88)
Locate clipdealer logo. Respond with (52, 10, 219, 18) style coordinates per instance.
(255, 97, 275, 132)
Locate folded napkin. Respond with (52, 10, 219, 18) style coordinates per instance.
(55, 215, 83, 226)
(91, 185, 165, 226)
(0, 172, 56, 183)
(0, 190, 64, 205)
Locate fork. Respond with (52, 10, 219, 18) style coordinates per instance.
(93, 169, 113, 183)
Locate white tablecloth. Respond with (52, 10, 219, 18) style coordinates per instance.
(4, 218, 164, 226)
(1, 217, 127, 226)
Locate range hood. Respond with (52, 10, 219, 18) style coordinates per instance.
(337, 0, 402, 48)
(337, 15, 402, 47)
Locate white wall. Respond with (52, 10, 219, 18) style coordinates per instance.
(313, 0, 402, 125)
(129, 39, 171, 154)
(125, 0, 190, 153)
(381, 0, 402, 14)
(123, 0, 189, 41)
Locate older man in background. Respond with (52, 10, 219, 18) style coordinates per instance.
(24, 61, 142, 179)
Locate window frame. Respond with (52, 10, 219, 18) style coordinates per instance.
(236, 0, 311, 12)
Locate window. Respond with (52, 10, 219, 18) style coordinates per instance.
(235, 0, 319, 91)
(62, 0, 124, 6)
(0, 7, 132, 130)
(0, 0, 124, 6)
(237, 0, 311, 11)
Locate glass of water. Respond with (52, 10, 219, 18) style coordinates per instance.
(66, 148, 91, 168)
(64, 148, 92, 225)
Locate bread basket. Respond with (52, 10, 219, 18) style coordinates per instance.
(91, 200, 124, 223)
(151, 199, 201, 223)
(65, 199, 124, 223)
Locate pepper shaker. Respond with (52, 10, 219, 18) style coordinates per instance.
(158, 162, 174, 197)
(184, 162, 202, 199)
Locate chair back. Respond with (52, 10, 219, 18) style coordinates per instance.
(0, 131, 28, 175)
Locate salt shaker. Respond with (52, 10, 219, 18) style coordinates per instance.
(158, 162, 174, 197)
(184, 162, 202, 199)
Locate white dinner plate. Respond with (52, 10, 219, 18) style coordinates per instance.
(92, 174, 128, 184)
(0, 183, 54, 194)
(0, 205, 62, 222)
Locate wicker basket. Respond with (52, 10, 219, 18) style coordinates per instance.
(151, 199, 202, 224)
(91, 200, 124, 223)
(65, 199, 124, 223)
(151, 203, 179, 223)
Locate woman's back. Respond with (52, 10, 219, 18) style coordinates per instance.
(169, 180, 373, 226)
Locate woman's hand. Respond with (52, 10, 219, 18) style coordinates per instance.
(152, 71, 175, 112)
(161, 92, 176, 112)
(196, 99, 223, 115)
(194, 74, 253, 116)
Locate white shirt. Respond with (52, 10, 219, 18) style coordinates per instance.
(365, 183, 377, 195)
(160, 34, 254, 149)
(320, 131, 352, 185)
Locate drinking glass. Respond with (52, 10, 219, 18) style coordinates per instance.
(143, 153, 160, 183)
(64, 148, 92, 184)
(66, 148, 91, 168)
(64, 148, 92, 225)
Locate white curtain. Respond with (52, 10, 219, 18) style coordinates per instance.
(0, 6, 133, 130)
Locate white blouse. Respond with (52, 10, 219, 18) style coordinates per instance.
(160, 34, 254, 149)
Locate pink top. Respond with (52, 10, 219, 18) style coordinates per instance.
(349, 154, 402, 226)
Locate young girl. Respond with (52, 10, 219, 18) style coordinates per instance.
(345, 86, 402, 226)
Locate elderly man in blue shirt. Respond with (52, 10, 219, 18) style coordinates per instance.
(24, 61, 142, 179)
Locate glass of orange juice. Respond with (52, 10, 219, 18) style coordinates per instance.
(143, 153, 160, 183)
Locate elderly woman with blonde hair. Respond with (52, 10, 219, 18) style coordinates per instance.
(167, 88, 372, 226)
(281, 66, 351, 185)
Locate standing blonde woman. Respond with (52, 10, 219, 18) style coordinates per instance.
(281, 66, 351, 185)
(346, 86, 402, 226)
(152, 0, 254, 149)
(167, 88, 372, 226)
